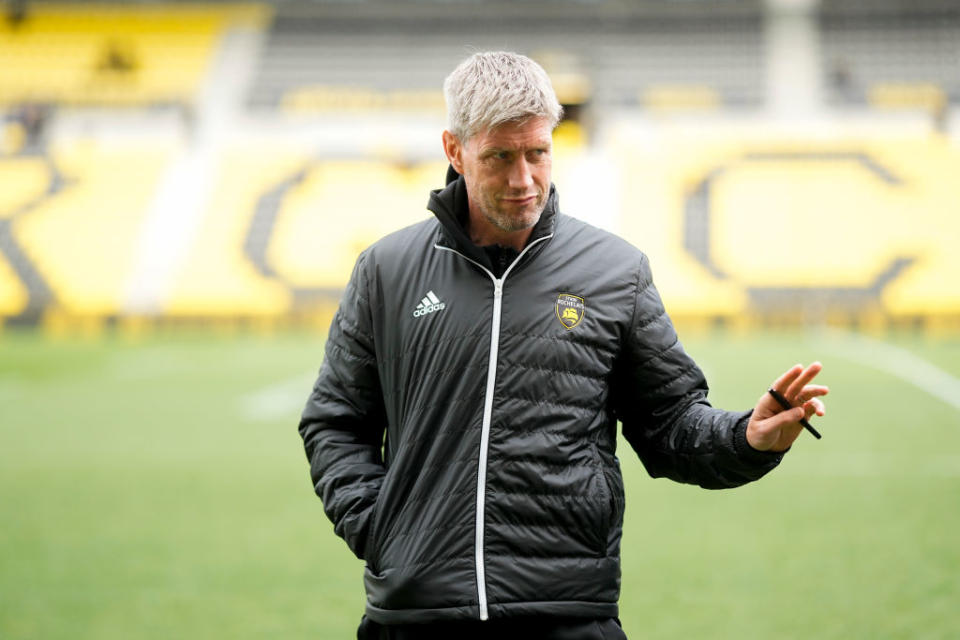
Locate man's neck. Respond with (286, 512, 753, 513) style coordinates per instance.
(468, 226, 533, 253)
(466, 207, 535, 252)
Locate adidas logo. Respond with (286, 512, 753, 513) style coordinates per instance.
(413, 290, 446, 317)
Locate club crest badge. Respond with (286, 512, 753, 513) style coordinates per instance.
(555, 294, 585, 330)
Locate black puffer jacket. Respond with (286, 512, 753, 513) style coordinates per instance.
(299, 171, 782, 625)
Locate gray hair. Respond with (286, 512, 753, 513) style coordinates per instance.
(443, 51, 564, 141)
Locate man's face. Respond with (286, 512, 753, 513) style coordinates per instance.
(443, 117, 553, 239)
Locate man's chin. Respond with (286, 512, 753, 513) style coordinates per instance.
(496, 204, 544, 232)
(497, 214, 541, 233)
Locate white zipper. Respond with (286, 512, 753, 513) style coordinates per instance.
(434, 234, 552, 621)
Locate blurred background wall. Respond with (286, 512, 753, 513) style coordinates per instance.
(1, 0, 958, 335)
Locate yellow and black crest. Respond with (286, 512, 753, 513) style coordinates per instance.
(555, 293, 585, 330)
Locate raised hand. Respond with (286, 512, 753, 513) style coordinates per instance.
(747, 362, 829, 452)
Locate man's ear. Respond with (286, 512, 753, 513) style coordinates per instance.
(442, 130, 464, 174)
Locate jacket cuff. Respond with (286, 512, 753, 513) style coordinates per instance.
(732, 410, 787, 466)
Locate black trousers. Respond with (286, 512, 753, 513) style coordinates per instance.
(357, 615, 628, 640)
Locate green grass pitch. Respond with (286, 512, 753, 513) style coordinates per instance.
(1, 328, 958, 639)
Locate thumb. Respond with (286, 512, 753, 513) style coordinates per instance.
(764, 406, 805, 430)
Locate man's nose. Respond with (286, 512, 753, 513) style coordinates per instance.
(507, 158, 534, 191)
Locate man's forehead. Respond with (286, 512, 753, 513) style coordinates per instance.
(472, 117, 553, 148)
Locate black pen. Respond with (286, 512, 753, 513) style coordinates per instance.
(767, 388, 822, 439)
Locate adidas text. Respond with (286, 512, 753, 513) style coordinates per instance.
(413, 291, 446, 317)
(413, 302, 445, 317)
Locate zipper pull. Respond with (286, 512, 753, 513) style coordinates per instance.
(493, 279, 503, 299)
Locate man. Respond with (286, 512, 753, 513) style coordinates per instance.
(299, 52, 828, 640)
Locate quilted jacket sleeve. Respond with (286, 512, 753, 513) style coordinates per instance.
(613, 254, 782, 489)
(299, 251, 387, 558)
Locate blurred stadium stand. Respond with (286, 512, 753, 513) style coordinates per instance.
(249, 1, 764, 112)
(820, 0, 960, 109)
(0, 0, 958, 333)
(0, 3, 266, 107)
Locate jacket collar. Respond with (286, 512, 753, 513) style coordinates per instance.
(427, 164, 559, 270)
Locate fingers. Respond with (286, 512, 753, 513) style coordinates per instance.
(797, 385, 829, 405)
(770, 364, 804, 395)
(784, 362, 822, 400)
(762, 362, 828, 445)
(803, 397, 826, 418)
(772, 362, 826, 403)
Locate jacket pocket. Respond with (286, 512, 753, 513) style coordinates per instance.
(363, 510, 379, 571)
(589, 445, 616, 557)
(602, 461, 625, 531)
(363, 486, 387, 571)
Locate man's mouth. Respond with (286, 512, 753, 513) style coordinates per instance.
(501, 195, 537, 206)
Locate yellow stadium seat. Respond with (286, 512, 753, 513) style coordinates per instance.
(613, 128, 960, 319)
(0, 4, 269, 107)
(0, 156, 50, 217)
(0, 251, 28, 316)
(267, 159, 444, 289)
(642, 85, 721, 111)
(164, 146, 303, 317)
(166, 153, 447, 317)
(13, 142, 173, 315)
